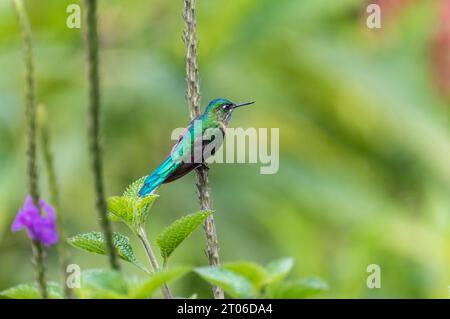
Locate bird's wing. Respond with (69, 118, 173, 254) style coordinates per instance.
(170, 117, 198, 154)
(163, 162, 200, 183)
(138, 118, 198, 197)
(139, 116, 219, 197)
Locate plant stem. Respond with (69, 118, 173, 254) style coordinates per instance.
(38, 105, 73, 298)
(31, 239, 47, 298)
(12, 0, 48, 299)
(182, 0, 224, 299)
(136, 227, 173, 299)
(84, 0, 120, 271)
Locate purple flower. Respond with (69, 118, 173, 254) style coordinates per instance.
(12, 195, 59, 246)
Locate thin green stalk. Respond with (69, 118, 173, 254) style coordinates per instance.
(84, 0, 120, 271)
(38, 105, 73, 298)
(182, 0, 224, 299)
(13, 0, 47, 299)
(136, 227, 173, 299)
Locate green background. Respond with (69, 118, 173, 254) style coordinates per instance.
(0, 0, 449, 298)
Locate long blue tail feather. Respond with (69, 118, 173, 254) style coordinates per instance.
(138, 156, 178, 197)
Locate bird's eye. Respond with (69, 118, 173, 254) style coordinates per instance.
(222, 104, 229, 110)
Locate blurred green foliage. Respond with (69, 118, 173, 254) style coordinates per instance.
(0, 0, 449, 298)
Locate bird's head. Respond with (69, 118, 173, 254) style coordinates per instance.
(204, 98, 254, 124)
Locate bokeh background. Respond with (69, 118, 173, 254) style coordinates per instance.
(1, 0, 449, 298)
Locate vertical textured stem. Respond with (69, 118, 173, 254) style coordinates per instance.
(183, 0, 201, 119)
(84, 0, 120, 271)
(38, 105, 72, 298)
(13, 0, 47, 299)
(137, 228, 173, 299)
(31, 240, 47, 298)
(182, 0, 224, 299)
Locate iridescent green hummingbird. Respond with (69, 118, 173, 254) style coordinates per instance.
(138, 98, 254, 197)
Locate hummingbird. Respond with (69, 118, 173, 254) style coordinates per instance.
(138, 98, 254, 197)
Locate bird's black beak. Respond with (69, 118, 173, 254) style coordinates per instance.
(232, 101, 255, 109)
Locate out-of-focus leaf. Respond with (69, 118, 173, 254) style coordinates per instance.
(130, 266, 190, 298)
(265, 277, 328, 299)
(0, 282, 63, 299)
(156, 211, 212, 260)
(223, 261, 269, 291)
(77, 269, 128, 299)
(265, 257, 294, 283)
(194, 266, 253, 299)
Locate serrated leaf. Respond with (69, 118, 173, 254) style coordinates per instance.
(68, 232, 105, 254)
(113, 233, 144, 268)
(195, 266, 253, 298)
(265, 257, 294, 283)
(107, 190, 158, 230)
(107, 196, 133, 224)
(130, 266, 190, 298)
(123, 176, 147, 198)
(265, 277, 328, 299)
(156, 211, 212, 260)
(0, 282, 63, 299)
(67, 232, 147, 272)
(77, 269, 128, 299)
(223, 261, 269, 292)
(133, 194, 158, 226)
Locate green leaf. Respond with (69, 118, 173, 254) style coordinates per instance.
(107, 196, 133, 224)
(156, 211, 212, 260)
(223, 261, 269, 292)
(133, 194, 158, 226)
(0, 282, 63, 299)
(195, 266, 253, 298)
(265, 257, 294, 283)
(130, 266, 190, 298)
(265, 277, 328, 299)
(77, 269, 128, 299)
(107, 180, 158, 230)
(113, 233, 147, 270)
(67, 232, 147, 272)
(123, 176, 147, 198)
